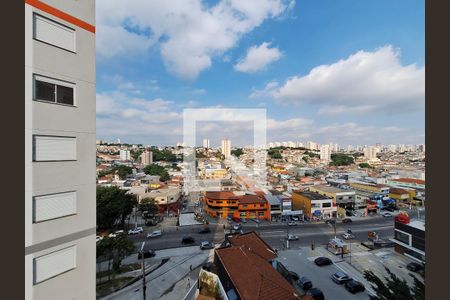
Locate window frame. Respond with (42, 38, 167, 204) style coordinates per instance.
(33, 74, 76, 107)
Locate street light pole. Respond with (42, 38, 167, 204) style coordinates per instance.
(140, 241, 146, 300)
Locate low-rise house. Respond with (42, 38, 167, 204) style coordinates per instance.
(213, 232, 309, 300)
(309, 184, 356, 213)
(291, 191, 336, 220)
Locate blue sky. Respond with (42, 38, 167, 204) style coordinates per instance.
(96, 0, 424, 147)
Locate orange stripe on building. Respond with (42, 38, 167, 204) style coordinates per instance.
(25, 0, 95, 33)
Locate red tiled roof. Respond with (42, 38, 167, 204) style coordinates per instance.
(215, 246, 303, 300)
(238, 194, 267, 204)
(392, 178, 425, 185)
(227, 232, 277, 261)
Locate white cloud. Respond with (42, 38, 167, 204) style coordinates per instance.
(96, 0, 295, 79)
(234, 42, 282, 73)
(251, 45, 425, 115)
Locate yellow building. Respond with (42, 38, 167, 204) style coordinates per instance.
(389, 187, 416, 205)
(291, 191, 336, 220)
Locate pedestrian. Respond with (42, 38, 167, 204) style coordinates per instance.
(187, 278, 191, 288)
(190, 264, 192, 271)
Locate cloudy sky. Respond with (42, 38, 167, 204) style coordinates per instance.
(96, 0, 424, 147)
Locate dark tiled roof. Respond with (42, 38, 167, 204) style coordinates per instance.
(238, 194, 267, 204)
(215, 246, 304, 300)
(227, 232, 277, 261)
(205, 191, 238, 200)
(389, 187, 410, 194)
(292, 191, 330, 200)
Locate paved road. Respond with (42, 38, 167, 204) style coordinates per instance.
(127, 216, 395, 251)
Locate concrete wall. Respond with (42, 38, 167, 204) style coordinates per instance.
(25, 1, 95, 299)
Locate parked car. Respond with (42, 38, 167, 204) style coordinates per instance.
(306, 288, 324, 300)
(289, 271, 299, 281)
(287, 234, 299, 241)
(314, 257, 333, 266)
(331, 271, 352, 284)
(182, 236, 196, 244)
(128, 227, 144, 235)
(381, 207, 395, 212)
(232, 223, 241, 230)
(325, 219, 336, 225)
(251, 218, 261, 224)
(342, 218, 353, 224)
(345, 210, 353, 217)
(406, 262, 424, 272)
(240, 218, 248, 223)
(382, 212, 393, 217)
(298, 276, 312, 290)
(292, 216, 299, 221)
(138, 249, 156, 259)
(342, 233, 355, 240)
(96, 235, 103, 242)
(345, 279, 365, 294)
(108, 230, 124, 238)
(198, 228, 211, 234)
(146, 230, 162, 238)
(287, 221, 297, 226)
(200, 241, 214, 250)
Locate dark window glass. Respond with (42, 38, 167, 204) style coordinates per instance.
(57, 85, 74, 105)
(395, 231, 410, 244)
(36, 80, 55, 102)
(322, 202, 331, 208)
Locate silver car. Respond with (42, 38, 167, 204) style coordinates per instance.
(331, 271, 351, 284)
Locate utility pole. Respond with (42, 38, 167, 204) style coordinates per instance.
(140, 241, 146, 300)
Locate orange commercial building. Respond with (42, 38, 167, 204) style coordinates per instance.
(203, 191, 270, 220)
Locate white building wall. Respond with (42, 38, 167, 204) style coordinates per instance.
(25, 1, 95, 299)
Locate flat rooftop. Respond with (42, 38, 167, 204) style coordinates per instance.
(293, 191, 331, 200)
(311, 184, 354, 194)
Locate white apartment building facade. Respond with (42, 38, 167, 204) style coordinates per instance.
(221, 138, 231, 158)
(320, 144, 331, 162)
(120, 149, 131, 161)
(140, 150, 153, 166)
(203, 138, 210, 148)
(25, 1, 95, 299)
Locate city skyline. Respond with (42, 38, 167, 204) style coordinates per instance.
(96, 0, 425, 146)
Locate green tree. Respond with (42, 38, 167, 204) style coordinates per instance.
(329, 153, 354, 166)
(96, 235, 135, 280)
(359, 162, 373, 169)
(139, 197, 159, 218)
(111, 234, 135, 273)
(143, 164, 170, 181)
(131, 149, 142, 161)
(363, 267, 424, 300)
(268, 149, 282, 159)
(231, 148, 244, 157)
(113, 165, 133, 179)
(97, 186, 138, 230)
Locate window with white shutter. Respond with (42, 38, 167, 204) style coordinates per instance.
(34, 246, 76, 284)
(33, 191, 77, 222)
(33, 13, 76, 52)
(33, 135, 77, 161)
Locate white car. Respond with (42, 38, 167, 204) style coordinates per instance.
(146, 230, 162, 238)
(342, 233, 355, 240)
(287, 221, 297, 226)
(108, 230, 124, 238)
(382, 212, 393, 217)
(128, 227, 144, 235)
(96, 235, 103, 242)
(287, 234, 299, 241)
